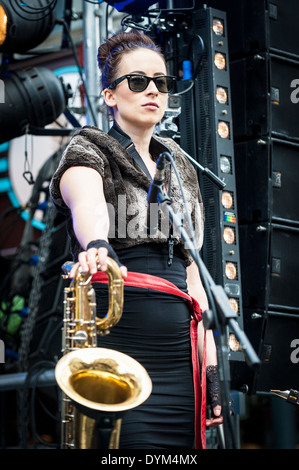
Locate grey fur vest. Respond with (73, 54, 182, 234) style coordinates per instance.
(50, 126, 204, 265)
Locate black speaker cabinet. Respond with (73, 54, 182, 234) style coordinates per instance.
(255, 311, 299, 393)
(206, 0, 299, 60)
(230, 52, 299, 140)
(234, 138, 299, 225)
(230, 310, 299, 394)
(239, 222, 299, 311)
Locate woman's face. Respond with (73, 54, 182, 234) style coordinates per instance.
(104, 48, 169, 132)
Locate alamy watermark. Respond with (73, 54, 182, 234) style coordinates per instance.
(0, 79, 4, 104)
(105, 195, 203, 249)
(290, 338, 299, 364)
(290, 79, 299, 103)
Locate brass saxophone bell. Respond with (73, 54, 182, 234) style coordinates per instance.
(55, 347, 152, 417)
(55, 347, 152, 449)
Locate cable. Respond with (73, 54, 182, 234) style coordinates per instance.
(30, 364, 59, 448)
(18, 360, 57, 448)
(9, 0, 58, 22)
(57, 18, 98, 127)
(175, 79, 194, 95)
(188, 34, 205, 79)
(164, 151, 219, 328)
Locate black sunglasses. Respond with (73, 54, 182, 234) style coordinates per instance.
(107, 74, 176, 93)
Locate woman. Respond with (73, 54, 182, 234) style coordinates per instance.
(50, 30, 222, 449)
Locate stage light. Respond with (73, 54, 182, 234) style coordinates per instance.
(0, 66, 69, 144)
(221, 191, 234, 209)
(223, 226, 235, 244)
(214, 52, 226, 70)
(228, 333, 241, 352)
(216, 86, 228, 104)
(225, 261, 237, 280)
(0, 4, 7, 46)
(218, 120, 230, 138)
(220, 155, 232, 174)
(229, 298, 239, 314)
(213, 18, 224, 36)
(177, 7, 243, 365)
(0, 0, 57, 54)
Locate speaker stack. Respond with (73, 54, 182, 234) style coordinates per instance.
(208, 0, 299, 393)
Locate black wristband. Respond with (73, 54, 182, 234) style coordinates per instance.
(86, 239, 122, 267)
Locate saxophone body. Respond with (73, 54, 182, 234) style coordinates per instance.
(55, 258, 152, 449)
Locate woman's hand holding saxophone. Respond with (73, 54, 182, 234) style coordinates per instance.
(70, 239, 128, 279)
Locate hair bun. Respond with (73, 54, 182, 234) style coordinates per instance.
(97, 30, 163, 89)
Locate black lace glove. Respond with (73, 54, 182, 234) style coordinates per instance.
(206, 365, 234, 415)
(86, 239, 123, 267)
(206, 365, 221, 409)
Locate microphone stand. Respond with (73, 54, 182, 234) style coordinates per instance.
(152, 159, 260, 449)
(180, 148, 226, 190)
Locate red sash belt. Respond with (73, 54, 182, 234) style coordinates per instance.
(92, 270, 207, 449)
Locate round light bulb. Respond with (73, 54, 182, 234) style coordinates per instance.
(220, 156, 231, 174)
(228, 333, 241, 352)
(214, 52, 226, 70)
(222, 191, 234, 209)
(229, 298, 239, 313)
(213, 18, 224, 36)
(218, 121, 230, 138)
(216, 86, 228, 104)
(223, 226, 235, 244)
(225, 262, 237, 280)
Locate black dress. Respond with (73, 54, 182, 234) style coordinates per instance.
(93, 243, 195, 449)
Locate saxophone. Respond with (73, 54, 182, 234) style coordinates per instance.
(55, 257, 152, 449)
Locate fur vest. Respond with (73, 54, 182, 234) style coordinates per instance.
(49, 126, 204, 265)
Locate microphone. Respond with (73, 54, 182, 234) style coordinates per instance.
(146, 152, 167, 235)
(271, 389, 299, 405)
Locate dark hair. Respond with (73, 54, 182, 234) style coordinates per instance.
(97, 30, 165, 90)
